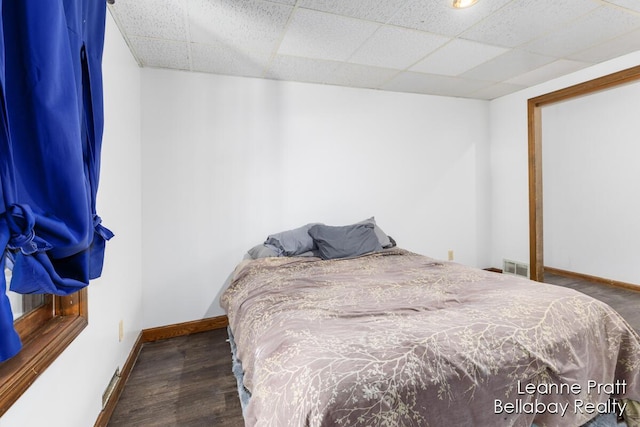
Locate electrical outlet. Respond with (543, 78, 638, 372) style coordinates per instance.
(448, 250, 454, 261)
(118, 319, 124, 342)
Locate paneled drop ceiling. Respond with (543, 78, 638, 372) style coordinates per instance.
(108, 0, 640, 100)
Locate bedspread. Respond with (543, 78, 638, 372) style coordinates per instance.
(220, 249, 640, 427)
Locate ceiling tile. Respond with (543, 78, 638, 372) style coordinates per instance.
(469, 82, 526, 100)
(410, 38, 508, 76)
(381, 71, 492, 97)
(389, 0, 513, 37)
(329, 63, 400, 88)
(569, 28, 640, 63)
(504, 59, 591, 86)
(379, 71, 434, 93)
(461, 49, 556, 82)
(523, 5, 640, 58)
(265, 0, 297, 5)
(278, 8, 381, 61)
(265, 55, 342, 84)
(187, 0, 292, 53)
(298, 0, 409, 23)
(460, 0, 602, 48)
(129, 37, 191, 70)
(602, 0, 640, 13)
(264, 55, 399, 89)
(110, 0, 188, 41)
(349, 26, 449, 69)
(190, 43, 271, 77)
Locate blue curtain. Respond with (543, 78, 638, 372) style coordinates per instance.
(0, 0, 112, 362)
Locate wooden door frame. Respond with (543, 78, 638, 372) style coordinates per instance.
(528, 64, 640, 282)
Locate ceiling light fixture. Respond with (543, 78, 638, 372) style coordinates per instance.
(452, 0, 478, 8)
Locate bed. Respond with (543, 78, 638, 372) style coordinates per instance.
(221, 222, 640, 427)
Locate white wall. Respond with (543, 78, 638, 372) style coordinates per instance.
(489, 50, 640, 280)
(1, 15, 143, 427)
(141, 70, 491, 329)
(542, 81, 640, 284)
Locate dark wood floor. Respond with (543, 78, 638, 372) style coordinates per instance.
(544, 272, 640, 334)
(107, 328, 243, 427)
(108, 273, 640, 426)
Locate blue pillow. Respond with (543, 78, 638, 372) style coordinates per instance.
(308, 223, 382, 260)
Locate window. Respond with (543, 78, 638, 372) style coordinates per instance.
(0, 280, 87, 416)
(5, 265, 49, 326)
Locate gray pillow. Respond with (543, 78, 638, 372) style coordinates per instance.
(358, 217, 393, 248)
(296, 250, 321, 258)
(264, 223, 319, 256)
(308, 223, 382, 260)
(247, 244, 279, 259)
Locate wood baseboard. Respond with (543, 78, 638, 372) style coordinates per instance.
(141, 315, 229, 343)
(544, 267, 640, 292)
(94, 332, 143, 427)
(94, 315, 228, 426)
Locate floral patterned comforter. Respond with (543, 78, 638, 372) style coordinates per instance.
(221, 249, 640, 427)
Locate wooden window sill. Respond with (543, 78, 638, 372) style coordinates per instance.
(0, 289, 87, 416)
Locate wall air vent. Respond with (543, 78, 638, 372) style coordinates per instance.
(503, 259, 530, 279)
(102, 367, 121, 409)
